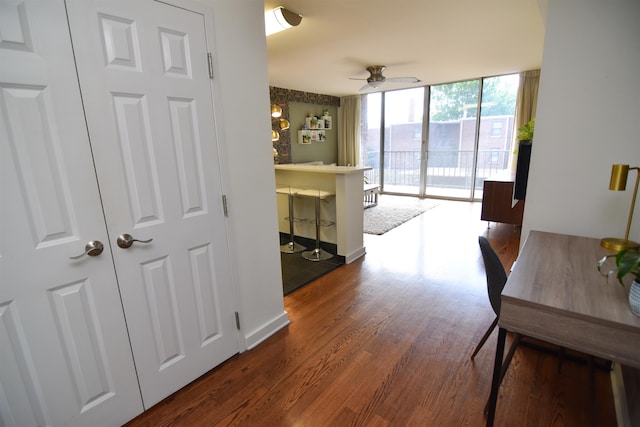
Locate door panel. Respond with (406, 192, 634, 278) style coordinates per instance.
(3, 85, 77, 245)
(66, 0, 238, 408)
(0, 0, 144, 425)
(111, 93, 164, 225)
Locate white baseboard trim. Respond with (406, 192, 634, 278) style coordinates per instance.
(345, 246, 366, 264)
(244, 311, 290, 350)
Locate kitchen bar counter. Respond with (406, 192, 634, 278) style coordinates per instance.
(274, 164, 371, 263)
(275, 163, 370, 175)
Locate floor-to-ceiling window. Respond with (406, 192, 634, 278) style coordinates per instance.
(360, 87, 426, 195)
(426, 80, 480, 199)
(474, 74, 519, 199)
(361, 73, 518, 201)
(382, 87, 425, 195)
(361, 92, 382, 186)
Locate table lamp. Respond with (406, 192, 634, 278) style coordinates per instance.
(601, 164, 640, 251)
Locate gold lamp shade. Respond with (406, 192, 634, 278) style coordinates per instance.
(271, 129, 280, 141)
(279, 119, 290, 130)
(271, 104, 282, 118)
(609, 164, 629, 190)
(601, 164, 640, 251)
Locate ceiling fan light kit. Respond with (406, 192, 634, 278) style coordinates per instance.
(351, 65, 421, 91)
(265, 6, 302, 36)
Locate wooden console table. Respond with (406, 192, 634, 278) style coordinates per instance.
(486, 231, 640, 426)
(480, 179, 524, 226)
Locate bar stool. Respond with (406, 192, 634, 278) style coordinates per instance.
(276, 186, 307, 253)
(297, 189, 335, 262)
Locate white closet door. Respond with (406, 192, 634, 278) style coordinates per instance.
(66, 0, 239, 408)
(0, 0, 143, 426)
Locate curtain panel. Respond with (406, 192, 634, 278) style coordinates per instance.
(338, 95, 361, 166)
(515, 69, 540, 140)
(512, 69, 540, 171)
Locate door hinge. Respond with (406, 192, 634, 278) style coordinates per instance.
(222, 194, 228, 217)
(235, 312, 241, 330)
(207, 52, 214, 79)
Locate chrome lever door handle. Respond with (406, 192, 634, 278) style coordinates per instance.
(70, 240, 104, 259)
(116, 233, 153, 249)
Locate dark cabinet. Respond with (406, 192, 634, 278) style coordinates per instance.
(514, 143, 532, 200)
(481, 180, 524, 226)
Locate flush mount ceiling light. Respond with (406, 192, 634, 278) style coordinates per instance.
(265, 6, 302, 36)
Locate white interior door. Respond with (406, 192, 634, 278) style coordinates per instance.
(66, 0, 239, 408)
(0, 0, 144, 425)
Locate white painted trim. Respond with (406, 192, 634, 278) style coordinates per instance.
(244, 311, 290, 350)
(345, 246, 366, 264)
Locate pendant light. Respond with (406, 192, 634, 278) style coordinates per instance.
(271, 104, 282, 118)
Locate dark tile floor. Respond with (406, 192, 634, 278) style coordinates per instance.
(279, 237, 343, 295)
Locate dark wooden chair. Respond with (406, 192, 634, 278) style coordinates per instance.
(472, 237, 517, 358)
(472, 237, 521, 381)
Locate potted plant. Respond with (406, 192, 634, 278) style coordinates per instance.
(517, 118, 535, 143)
(598, 249, 640, 316)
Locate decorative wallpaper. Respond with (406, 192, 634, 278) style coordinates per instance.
(270, 86, 341, 164)
(270, 87, 341, 107)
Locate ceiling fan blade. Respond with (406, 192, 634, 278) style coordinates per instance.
(386, 77, 421, 83)
(351, 65, 421, 91)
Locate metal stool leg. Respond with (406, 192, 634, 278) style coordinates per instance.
(302, 192, 333, 262)
(279, 188, 306, 254)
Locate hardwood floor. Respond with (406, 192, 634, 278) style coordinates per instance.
(124, 199, 616, 427)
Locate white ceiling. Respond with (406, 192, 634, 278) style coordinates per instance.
(265, 0, 546, 97)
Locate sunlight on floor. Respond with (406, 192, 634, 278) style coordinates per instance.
(363, 196, 489, 293)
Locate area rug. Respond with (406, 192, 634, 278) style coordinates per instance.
(364, 203, 439, 235)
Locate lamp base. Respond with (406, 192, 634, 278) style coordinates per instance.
(600, 237, 640, 251)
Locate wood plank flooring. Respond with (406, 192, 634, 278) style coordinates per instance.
(124, 199, 616, 427)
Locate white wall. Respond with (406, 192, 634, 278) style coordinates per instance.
(204, 0, 289, 349)
(523, 0, 640, 244)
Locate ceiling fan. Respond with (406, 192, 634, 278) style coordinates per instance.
(350, 65, 421, 91)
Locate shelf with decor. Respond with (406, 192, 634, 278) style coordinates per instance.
(305, 114, 332, 130)
(298, 129, 327, 144)
(299, 112, 332, 144)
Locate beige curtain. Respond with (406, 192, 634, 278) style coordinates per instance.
(515, 69, 540, 138)
(511, 70, 540, 174)
(338, 95, 361, 166)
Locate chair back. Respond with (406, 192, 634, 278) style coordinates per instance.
(478, 236, 508, 316)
